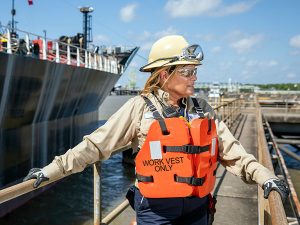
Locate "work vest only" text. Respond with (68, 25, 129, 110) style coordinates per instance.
(142, 157, 184, 172)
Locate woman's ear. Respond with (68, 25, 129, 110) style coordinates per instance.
(159, 70, 169, 82)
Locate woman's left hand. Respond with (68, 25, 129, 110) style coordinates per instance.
(263, 178, 290, 201)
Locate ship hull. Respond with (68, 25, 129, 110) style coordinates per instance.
(0, 52, 123, 215)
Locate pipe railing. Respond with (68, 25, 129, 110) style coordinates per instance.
(256, 100, 288, 225)
(0, 26, 123, 74)
(264, 119, 300, 223)
(213, 98, 242, 128)
(1, 98, 290, 225)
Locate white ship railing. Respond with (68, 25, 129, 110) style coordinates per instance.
(0, 26, 126, 74)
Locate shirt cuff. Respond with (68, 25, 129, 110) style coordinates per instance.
(42, 162, 64, 181)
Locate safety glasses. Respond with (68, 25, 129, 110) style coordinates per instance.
(179, 44, 204, 61)
(176, 67, 197, 78)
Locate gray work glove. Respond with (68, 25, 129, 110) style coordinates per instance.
(23, 168, 49, 188)
(263, 178, 290, 201)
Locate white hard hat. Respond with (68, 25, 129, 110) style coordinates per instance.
(140, 35, 204, 72)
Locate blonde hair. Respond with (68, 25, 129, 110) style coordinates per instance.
(141, 67, 165, 95)
(141, 66, 176, 95)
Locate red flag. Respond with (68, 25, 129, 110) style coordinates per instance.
(28, 0, 33, 5)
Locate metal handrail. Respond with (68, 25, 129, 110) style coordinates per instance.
(213, 98, 242, 128)
(0, 25, 123, 74)
(0, 177, 60, 204)
(256, 100, 288, 225)
(0, 98, 251, 225)
(102, 200, 130, 224)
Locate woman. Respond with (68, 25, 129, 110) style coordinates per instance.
(24, 35, 289, 225)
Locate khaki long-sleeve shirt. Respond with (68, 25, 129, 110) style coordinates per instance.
(43, 89, 276, 187)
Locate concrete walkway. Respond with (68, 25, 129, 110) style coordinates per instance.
(214, 113, 259, 225)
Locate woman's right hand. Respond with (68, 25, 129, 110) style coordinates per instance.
(23, 168, 49, 188)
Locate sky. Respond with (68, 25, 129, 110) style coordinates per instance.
(1, 0, 300, 88)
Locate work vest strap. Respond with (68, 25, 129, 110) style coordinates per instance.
(136, 173, 153, 183)
(208, 119, 212, 132)
(142, 96, 169, 135)
(191, 97, 205, 118)
(143, 96, 163, 120)
(213, 168, 217, 176)
(174, 175, 205, 186)
(165, 145, 209, 154)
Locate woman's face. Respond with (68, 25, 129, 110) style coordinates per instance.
(162, 65, 197, 98)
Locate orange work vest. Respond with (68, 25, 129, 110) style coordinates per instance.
(135, 97, 218, 198)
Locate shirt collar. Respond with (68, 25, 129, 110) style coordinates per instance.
(156, 89, 191, 111)
(157, 89, 170, 105)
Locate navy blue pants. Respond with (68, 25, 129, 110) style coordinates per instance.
(133, 187, 208, 225)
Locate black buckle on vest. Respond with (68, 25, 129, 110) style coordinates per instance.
(185, 145, 209, 154)
(174, 175, 205, 186)
(190, 177, 205, 186)
(165, 145, 209, 154)
(136, 173, 154, 183)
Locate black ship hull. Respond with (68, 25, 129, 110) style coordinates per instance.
(0, 50, 133, 216)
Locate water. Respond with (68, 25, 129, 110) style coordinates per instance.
(279, 144, 300, 198)
(0, 140, 299, 225)
(280, 144, 300, 170)
(0, 153, 136, 225)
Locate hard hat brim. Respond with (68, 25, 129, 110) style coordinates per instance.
(140, 59, 201, 72)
